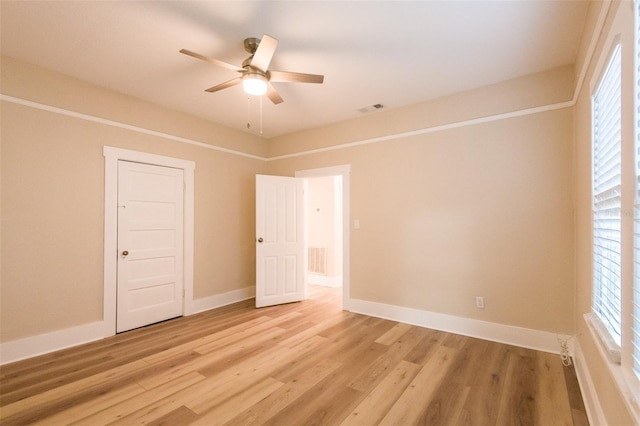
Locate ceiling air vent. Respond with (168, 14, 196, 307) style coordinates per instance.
(357, 103, 384, 114)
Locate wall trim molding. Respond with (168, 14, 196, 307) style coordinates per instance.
(0, 94, 265, 161)
(0, 321, 105, 365)
(268, 101, 574, 161)
(573, 340, 607, 426)
(0, 286, 256, 365)
(188, 286, 256, 315)
(347, 298, 572, 355)
(305, 274, 342, 288)
(1, 94, 573, 163)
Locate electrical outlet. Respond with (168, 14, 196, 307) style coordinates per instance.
(476, 296, 485, 309)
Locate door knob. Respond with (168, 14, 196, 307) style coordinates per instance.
(257, 238, 264, 243)
(122, 250, 129, 256)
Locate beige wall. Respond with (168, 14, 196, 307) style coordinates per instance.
(267, 69, 575, 334)
(1, 56, 577, 342)
(573, 1, 635, 424)
(267, 64, 574, 159)
(1, 57, 267, 342)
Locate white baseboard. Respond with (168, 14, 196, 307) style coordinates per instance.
(1, 286, 256, 365)
(0, 321, 106, 365)
(187, 285, 256, 315)
(305, 274, 342, 288)
(347, 298, 571, 355)
(572, 340, 607, 426)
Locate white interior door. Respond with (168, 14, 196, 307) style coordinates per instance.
(117, 161, 184, 332)
(256, 175, 305, 308)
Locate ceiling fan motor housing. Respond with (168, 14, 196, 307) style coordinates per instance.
(243, 37, 260, 54)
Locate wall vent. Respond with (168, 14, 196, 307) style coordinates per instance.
(308, 247, 327, 275)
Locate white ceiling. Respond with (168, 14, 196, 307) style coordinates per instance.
(1, 1, 590, 139)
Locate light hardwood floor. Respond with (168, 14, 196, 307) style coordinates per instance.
(0, 285, 588, 425)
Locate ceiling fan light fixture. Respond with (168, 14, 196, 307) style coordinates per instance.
(242, 72, 268, 96)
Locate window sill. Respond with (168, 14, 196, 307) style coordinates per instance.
(583, 313, 640, 424)
(584, 312, 621, 364)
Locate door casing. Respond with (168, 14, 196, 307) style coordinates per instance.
(103, 146, 195, 337)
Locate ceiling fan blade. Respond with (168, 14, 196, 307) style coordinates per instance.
(268, 70, 324, 84)
(250, 35, 278, 71)
(266, 83, 284, 105)
(205, 77, 243, 93)
(179, 49, 244, 72)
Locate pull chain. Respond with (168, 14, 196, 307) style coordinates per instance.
(246, 95, 264, 136)
(259, 95, 263, 137)
(246, 96, 251, 130)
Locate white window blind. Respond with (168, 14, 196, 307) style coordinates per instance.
(593, 44, 623, 347)
(633, 0, 640, 379)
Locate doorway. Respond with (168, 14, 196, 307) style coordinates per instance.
(296, 165, 350, 310)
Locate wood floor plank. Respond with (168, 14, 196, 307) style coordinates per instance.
(134, 351, 203, 390)
(341, 359, 422, 425)
(0, 353, 116, 397)
(186, 336, 328, 414)
(30, 382, 145, 426)
(268, 336, 348, 384)
(379, 345, 458, 425)
(0, 359, 150, 423)
(445, 385, 472, 426)
(137, 326, 290, 390)
(277, 311, 355, 348)
(225, 357, 342, 426)
(374, 322, 413, 345)
(189, 377, 284, 426)
(495, 351, 536, 426)
(418, 335, 490, 425)
(536, 351, 574, 426)
(145, 405, 199, 426)
(455, 341, 513, 425)
(140, 315, 273, 364)
(67, 371, 206, 425)
(564, 359, 590, 426)
(403, 327, 448, 365)
(0, 286, 589, 426)
(348, 325, 427, 392)
(264, 338, 391, 425)
(193, 311, 303, 354)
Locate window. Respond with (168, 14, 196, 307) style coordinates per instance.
(592, 43, 623, 353)
(585, 4, 640, 421)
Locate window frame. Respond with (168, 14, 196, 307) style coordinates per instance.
(631, 0, 640, 383)
(590, 40, 623, 361)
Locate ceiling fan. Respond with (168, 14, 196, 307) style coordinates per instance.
(180, 34, 324, 105)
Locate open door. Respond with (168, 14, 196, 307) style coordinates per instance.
(255, 175, 305, 308)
